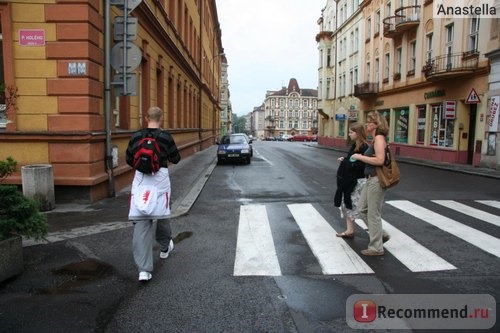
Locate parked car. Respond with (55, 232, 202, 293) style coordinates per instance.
(290, 134, 314, 142)
(217, 134, 252, 164)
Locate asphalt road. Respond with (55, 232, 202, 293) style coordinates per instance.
(1, 140, 499, 332)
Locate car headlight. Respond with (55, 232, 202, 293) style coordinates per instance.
(217, 150, 226, 155)
(241, 149, 249, 154)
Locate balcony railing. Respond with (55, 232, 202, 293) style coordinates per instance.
(422, 51, 479, 81)
(354, 82, 378, 98)
(383, 5, 420, 38)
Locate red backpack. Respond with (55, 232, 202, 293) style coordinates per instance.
(132, 131, 161, 174)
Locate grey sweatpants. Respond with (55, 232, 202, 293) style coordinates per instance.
(132, 218, 172, 272)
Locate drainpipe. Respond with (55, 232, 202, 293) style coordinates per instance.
(198, 4, 203, 150)
(104, 0, 115, 197)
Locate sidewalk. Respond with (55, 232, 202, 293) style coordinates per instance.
(22, 145, 218, 247)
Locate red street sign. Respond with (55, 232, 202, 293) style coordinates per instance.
(19, 29, 45, 46)
(465, 88, 481, 104)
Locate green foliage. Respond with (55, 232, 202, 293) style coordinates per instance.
(0, 156, 17, 182)
(0, 185, 48, 241)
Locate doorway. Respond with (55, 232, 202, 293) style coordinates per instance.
(467, 104, 477, 164)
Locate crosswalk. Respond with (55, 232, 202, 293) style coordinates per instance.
(233, 200, 500, 276)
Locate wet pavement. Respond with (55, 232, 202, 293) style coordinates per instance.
(0, 142, 499, 332)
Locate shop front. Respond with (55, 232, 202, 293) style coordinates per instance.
(358, 79, 488, 165)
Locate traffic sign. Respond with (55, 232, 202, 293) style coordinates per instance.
(114, 17, 138, 41)
(110, 0, 142, 14)
(110, 41, 142, 73)
(113, 73, 137, 96)
(465, 88, 481, 104)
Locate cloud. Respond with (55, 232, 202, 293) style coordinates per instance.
(216, 0, 321, 115)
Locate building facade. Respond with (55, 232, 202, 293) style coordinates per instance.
(0, 0, 225, 202)
(317, 0, 363, 147)
(263, 78, 318, 139)
(318, 0, 499, 169)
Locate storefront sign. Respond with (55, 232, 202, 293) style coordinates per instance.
(19, 29, 45, 46)
(444, 100, 456, 119)
(488, 96, 499, 132)
(431, 108, 439, 146)
(424, 89, 445, 99)
(348, 110, 358, 120)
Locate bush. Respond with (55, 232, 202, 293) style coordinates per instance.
(0, 185, 48, 241)
(0, 156, 17, 182)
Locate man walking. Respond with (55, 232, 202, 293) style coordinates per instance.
(126, 106, 181, 281)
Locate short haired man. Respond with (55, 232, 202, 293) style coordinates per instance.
(126, 106, 181, 281)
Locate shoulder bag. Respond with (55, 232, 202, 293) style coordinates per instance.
(376, 143, 400, 188)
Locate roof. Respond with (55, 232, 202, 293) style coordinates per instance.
(267, 78, 317, 98)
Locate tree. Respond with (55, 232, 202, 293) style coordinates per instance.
(232, 113, 247, 134)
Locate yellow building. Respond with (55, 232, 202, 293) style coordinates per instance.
(318, 0, 495, 166)
(0, 0, 224, 202)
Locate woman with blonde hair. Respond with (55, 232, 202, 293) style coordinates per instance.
(334, 122, 369, 238)
(351, 111, 391, 256)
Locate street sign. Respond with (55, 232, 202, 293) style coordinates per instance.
(110, 41, 142, 73)
(113, 17, 138, 41)
(465, 88, 481, 104)
(113, 73, 137, 96)
(110, 0, 142, 14)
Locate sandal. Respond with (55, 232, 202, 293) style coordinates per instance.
(336, 231, 354, 238)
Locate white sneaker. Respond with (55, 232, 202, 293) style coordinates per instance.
(160, 239, 174, 259)
(138, 271, 152, 281)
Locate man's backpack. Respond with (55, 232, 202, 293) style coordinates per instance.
(132, 130, 162, 174)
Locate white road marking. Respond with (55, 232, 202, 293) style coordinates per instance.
(475, 200, 500, 210)
(354, 218, 457, 272)
(387, 200, 500, 258)
(432, 200, 500, 227)
(233, 205, 281, 276)
(288, 203, 374, 274)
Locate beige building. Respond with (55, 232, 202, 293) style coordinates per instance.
(263, 78, 318, 139)
(317, 0, 363, 147)
(318, 0, 497, 168)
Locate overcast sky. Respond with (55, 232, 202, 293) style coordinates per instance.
(215, 0, 323, 116)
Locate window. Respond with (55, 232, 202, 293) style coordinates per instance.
(445, 24, 454, 68)
(396, 47, 402, 74)
(469, 17, 479, 52)
(416, 105, 426, 144)
(326, 78, 331, 99)
(375, 11, 380, 35)
(367, 62, 371, 82)
(366, 17, 371, 40)
(384, 53, 390, 80)
(375, 58, 380, 82)
(430, 103, 455, 147)
(426, 33, 433, 62)
(409, 41, 416, 71)
(394, 108, 408, 143)
(327, 48, 331, 67)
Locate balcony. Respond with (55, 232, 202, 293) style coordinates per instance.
(354, 82, 378, 98)
(383, 6, 420, 38)
(422, 51, 480, 82)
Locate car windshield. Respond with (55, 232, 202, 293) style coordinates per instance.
(221, 135, 246, 144)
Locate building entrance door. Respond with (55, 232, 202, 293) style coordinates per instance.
(467, 104, 477, 164)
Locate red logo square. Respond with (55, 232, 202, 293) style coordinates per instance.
(353, 300, 376, 322)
